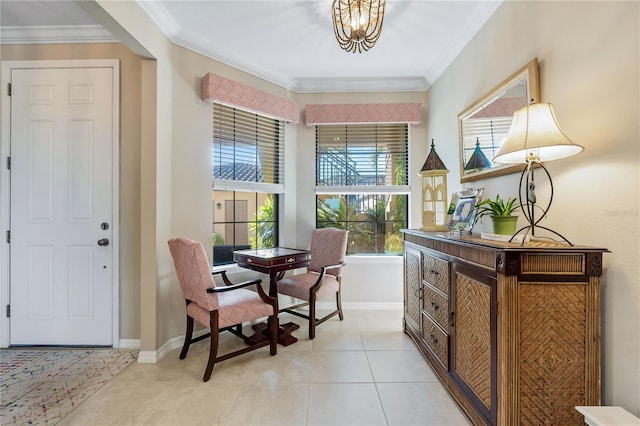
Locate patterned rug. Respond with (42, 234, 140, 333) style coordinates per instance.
(0, 348, 138, 425)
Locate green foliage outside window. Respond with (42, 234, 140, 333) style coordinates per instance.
(250, 195, 276, 249)
(317, 195, 406, 255)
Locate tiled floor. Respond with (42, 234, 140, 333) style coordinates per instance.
(59, 310, 471, 426)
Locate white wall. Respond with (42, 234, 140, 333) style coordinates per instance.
(424, 1, 639, 414)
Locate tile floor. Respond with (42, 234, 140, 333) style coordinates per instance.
(59, 310, 471, 426)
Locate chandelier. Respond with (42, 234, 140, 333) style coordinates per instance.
(332, 0, 386, 53)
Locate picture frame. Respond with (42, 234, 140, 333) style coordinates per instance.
(446, 188, 484, 234)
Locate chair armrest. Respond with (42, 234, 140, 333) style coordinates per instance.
(319, 261, 345, 274)
(206, 279, 277, 309)
(211, 270, 233, 286)
(310, 261, 346, 290)
(206, 279, 261, 293)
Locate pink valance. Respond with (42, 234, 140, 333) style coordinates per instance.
(304, 103, 422, 126)
(201, 72, 300, 124)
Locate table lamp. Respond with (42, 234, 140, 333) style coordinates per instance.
(493, 102, 583, 244)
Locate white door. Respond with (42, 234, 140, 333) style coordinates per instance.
(10, 67, 115, 345)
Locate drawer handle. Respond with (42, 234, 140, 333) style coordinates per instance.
(429, 269, 439, 276)
(246, 258, 253, 263)
(430, 334, 438, 345)
(431, 301, 439, 311)
(287, 257, 295, 263)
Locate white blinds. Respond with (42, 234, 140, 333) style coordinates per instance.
(213, 103, 285, 193)
(315, 124, 409, 194)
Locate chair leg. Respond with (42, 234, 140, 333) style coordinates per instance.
(203, 312, 219, 382)
(309, 294, 317, 339)
(269, 315, 277, 356)
(180, 314, 194, 360)
(337, 288, 344, 321)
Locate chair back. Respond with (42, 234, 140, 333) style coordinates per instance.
(308, 228, 348, 277)
(168, 237, 218, 310)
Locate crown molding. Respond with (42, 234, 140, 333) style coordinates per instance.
(0, 25, 117, 44)
(135, 0, 427, 93)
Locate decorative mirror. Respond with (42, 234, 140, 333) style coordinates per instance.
(458, 58, 540, 182)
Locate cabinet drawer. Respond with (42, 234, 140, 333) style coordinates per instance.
(422, 253, 450, 295)
(422, 314, 449, 370)
(423, 285, 449, 332)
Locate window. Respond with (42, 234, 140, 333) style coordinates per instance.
(212, 103, 284, 265)
(315, 124, 408, 255)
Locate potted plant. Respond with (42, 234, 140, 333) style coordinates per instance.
(476, 194, 520, 235)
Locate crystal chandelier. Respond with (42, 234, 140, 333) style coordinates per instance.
(332, 0, 386, 53)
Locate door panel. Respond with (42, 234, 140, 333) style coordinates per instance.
(10, 67, 114, 345)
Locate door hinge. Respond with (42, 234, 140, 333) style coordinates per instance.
(7, 83, 11, 96)
(5, 305, 9, 318)
(6, 230, 10, 244)
(6, 157, 10, 170)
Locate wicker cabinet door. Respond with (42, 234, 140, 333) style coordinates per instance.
(404, 245, 422, 332)
(451, 265, 497, 425)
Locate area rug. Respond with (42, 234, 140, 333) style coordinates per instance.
(0, 348, 138, 425)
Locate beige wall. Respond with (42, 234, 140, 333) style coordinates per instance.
(2, 0, 637, 414)
(424, 1, 639, 413)
(0, 43, 143, 342)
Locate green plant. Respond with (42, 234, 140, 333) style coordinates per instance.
(476, 195, 520, 221)
(250, 195, 275, 249)
(212, 232, 224, 245)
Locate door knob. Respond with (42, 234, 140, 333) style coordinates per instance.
(97, 238, 110, 246)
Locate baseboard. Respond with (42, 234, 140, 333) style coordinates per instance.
(135, 304, 401, 363)
(118, 339, 140, 349)
(136, 329, 209, 364)
(316, 301, 403, 310)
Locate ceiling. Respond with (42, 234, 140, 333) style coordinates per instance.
(0, 0, 502, 93)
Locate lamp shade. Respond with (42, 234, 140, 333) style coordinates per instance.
(493, 103, 584, 164)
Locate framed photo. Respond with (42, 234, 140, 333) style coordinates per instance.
(446, 188, 484, 234)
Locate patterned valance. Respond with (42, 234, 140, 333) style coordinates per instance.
(201, 72, 300, 124)
(304, 103, 422, 126)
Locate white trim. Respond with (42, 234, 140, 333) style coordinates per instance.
(136, 350, 159, 364)
(344, 255, 402, 264)
(137, 301, 402, 364)
(0, 65, 11, 348)
(118, 339, 141, 350)
(316, 302, 403, 310)
(0, 26, 118, 45)
(110, 62, 121, 348)
(314, 185, 411, 195)
(213, 180, 284, 194)
(137, 329, 210, 364)
(0, 60, 120, 348)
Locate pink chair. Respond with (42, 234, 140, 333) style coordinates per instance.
(168, 237, 277, 382)
(277, 228, 348, 339)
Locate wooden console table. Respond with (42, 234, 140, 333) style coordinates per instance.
(401, 230, 608, 425)
(233, 247, 311, 346)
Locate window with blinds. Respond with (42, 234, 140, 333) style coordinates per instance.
(211, 103, 282, 265)
(315, 124, 408, 191)
(213, 103, 284, 193)
(315, 123, 408, 255)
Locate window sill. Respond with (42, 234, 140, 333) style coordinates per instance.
(345, 255, 402, 265)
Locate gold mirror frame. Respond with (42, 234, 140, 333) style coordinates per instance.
(458, 58, 540, 182)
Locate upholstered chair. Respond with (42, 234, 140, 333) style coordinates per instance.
(168, 237, 278, 382)
(277, 228, 348, 339)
